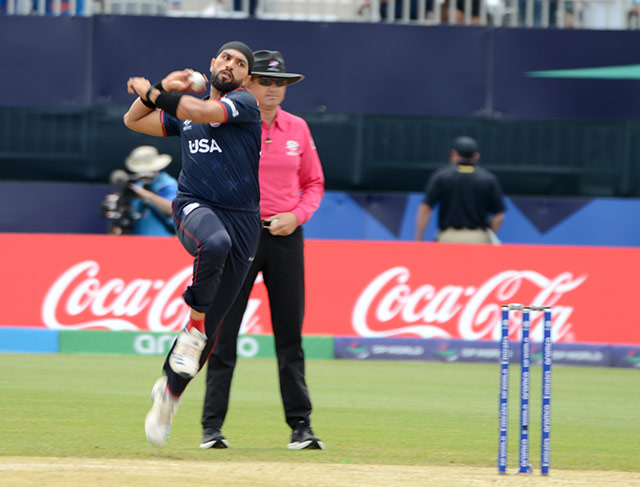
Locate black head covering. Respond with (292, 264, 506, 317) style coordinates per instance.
(251, 50, 304, 86)
(453, 136, 478, 158)
(217, 41, 254, 73)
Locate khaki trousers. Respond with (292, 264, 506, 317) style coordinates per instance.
(436, 227, 491, 244)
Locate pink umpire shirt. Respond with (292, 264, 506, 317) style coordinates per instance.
(259, 107, 325, 224)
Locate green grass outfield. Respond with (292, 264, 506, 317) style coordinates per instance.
(0, 354, 638, 472)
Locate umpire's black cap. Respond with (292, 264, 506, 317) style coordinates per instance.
(453, 136, 478, 158)
(251, 50, 304, 86)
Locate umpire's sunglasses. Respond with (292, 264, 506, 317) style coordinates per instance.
(257, 77, 287, 87)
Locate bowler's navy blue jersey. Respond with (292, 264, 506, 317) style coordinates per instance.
(161, 88, 261, 211)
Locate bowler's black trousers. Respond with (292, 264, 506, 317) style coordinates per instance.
(162, 195, 261, 397)
(201, 226, 312, 431)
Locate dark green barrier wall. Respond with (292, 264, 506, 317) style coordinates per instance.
(2, 107, 639, 197)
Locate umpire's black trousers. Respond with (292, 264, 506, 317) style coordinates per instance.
(201, 226, 312, 431)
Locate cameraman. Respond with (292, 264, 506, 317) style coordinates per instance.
(107, 146, 178, 236)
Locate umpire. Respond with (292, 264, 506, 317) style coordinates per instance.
(415, 136, 506, 244)
(200, 50, 325, 451)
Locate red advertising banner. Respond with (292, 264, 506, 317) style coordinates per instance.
(1, 233, 638, 345)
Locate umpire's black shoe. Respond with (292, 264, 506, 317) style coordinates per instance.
(200, 428, 229, 449)
(287, 420, 325, 450)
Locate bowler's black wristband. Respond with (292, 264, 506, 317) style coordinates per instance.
(140, 91, 157, 109)
(155, 92, 183, 117)
(139, 81, 166, 109)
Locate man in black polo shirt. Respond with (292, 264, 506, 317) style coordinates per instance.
(415, 136, 505, 244)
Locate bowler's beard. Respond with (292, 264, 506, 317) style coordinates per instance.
(212, 70, 242, 92)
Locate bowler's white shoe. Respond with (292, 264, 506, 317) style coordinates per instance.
(169, 328, 207, 378)
(145, 376, 180, 447)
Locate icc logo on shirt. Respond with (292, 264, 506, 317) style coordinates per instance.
(285, 140, 299, 156)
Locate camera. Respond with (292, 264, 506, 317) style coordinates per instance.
(100, 169, 156, 234)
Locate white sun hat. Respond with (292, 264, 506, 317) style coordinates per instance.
(125, 146, 172, 173)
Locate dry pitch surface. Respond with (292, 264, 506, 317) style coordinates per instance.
(1, 457, 640, 487)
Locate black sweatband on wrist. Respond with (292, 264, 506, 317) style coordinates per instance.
(139, 80, 165, 109)
(140, 89, 157, 109)
(154, 92, 183, 117)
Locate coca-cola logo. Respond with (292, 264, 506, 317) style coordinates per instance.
(40, 260, 588, 342)
(42, 261, 191, 331)
(352, 267, 587, 342)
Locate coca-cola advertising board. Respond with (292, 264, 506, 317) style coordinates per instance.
(1, 233, 638, 345)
